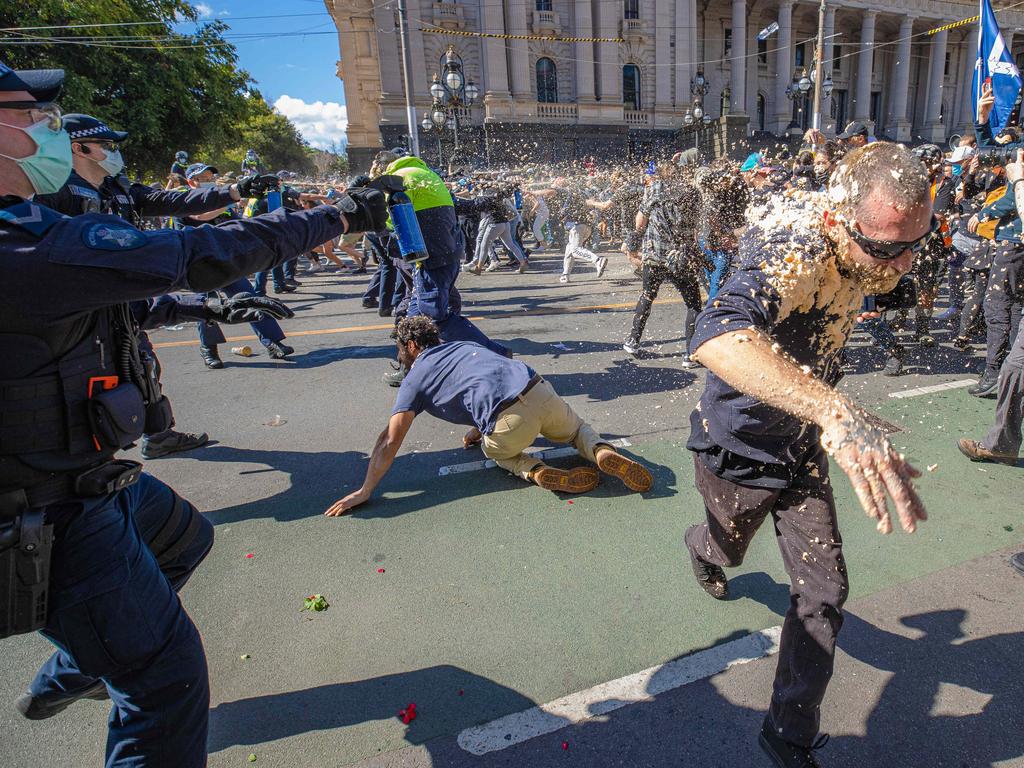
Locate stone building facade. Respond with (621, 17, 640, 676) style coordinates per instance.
(327, 0, 1024, 171)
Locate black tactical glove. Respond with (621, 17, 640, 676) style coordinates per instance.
(335, 186, 388, 234)
(236, 174, 281, 198)
(203, 295, 295, 324)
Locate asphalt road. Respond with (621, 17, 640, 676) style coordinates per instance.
(1, 247, 1021, 767)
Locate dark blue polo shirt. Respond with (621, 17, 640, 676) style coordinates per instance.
(392, 341, 536, 434)
(686, 198, 862, 488)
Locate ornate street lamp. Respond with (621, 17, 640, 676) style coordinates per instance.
(684, 108, 694, 126)
(430, 75, 445, 102)
(421, 114, 433, 132)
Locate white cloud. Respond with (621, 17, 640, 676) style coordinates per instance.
(195, 3, 213, 18)
(273, 95, 348, 152)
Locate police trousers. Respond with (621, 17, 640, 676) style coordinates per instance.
(983, 242, 1024, 377)
(408, 259, 509, 357)
(481, 379, 605, 480)
(34, 473, 214, 767)
(684, 451, 848, 747)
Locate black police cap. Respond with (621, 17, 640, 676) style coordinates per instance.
(63, 113, 129, 143)
(0, 62, 63, 105)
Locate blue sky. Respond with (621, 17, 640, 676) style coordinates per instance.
(174, 0, 349, 149)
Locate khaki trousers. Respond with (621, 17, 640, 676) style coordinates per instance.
(482, 379, 604, 480)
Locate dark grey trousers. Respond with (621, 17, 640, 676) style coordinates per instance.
(983, 242, 1024, 377)
(983, 320, 1024, 456)
(685, 450, 848, 747)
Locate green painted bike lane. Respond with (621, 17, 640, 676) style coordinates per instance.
(199, 390, 1023, 767)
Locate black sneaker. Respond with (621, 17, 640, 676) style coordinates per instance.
(687, 544, 728, 599)
(1011, 552, 1024, 575)
(266, 342, 294, 360)
(16, 680, 109, 721)
(273, 285, 296, 294)
(968, 373, 999, 398)
(759, 718, 829, 768)
(362, 298, 380, 309)
(141, 429, 210, 459)
(284, 278, 301, 288)
(378, 306, 393, 317)
(199, 345, 223, 369)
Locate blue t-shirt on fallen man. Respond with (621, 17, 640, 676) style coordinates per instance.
(392, 341, 536, 434)
(686, 195, 863, 489)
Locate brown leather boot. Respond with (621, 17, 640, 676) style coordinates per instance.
(957, 438, 1018, 465)
(529, 465, 600, 493)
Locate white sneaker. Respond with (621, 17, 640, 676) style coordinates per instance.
(680, 356, 702, 369)
(559, 274, 570, 284)
(306, 264, 322, 274)
(485, 262, 500, 272)
(595, 257, 609, 277)
(623, 341, 641, 356)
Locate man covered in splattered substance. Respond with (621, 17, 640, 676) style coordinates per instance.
(683, 143, 934, 768)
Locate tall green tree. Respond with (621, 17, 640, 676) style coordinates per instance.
(0, 0, 308, 179)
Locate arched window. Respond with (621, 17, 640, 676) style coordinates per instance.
(536, 57, 558, 103)
(623, 64, 641, 110)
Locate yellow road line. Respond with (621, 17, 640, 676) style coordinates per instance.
(150, 297, 684, 349)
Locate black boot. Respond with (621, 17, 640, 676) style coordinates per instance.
(686, 542, 728, 599)
(141, 429, 210, 459)
(882, 345, 904, 377)
(759, 716, 830, 768)
(199, 345, 223, 369)
(16, 680, 109, 721)
(914, 313, 935, 347)
(266, 341, 294, 360)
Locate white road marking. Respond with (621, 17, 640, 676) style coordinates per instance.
(888, 379, 976, 399)
(456, 626, 783, 755)
(437, 439, 632, 476)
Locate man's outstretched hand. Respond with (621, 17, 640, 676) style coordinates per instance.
(324, 489, 370, 517)
(821, 405, 927, 534)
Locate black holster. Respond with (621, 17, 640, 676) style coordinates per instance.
(0, 489, 52, 639)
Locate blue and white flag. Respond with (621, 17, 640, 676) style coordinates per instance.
(973, 0, 1022, 132)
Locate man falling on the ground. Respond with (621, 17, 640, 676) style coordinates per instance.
(324, 316, 652, 515)
(684, 142, 932, 768)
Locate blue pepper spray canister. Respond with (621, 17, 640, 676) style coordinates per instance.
(388, 190, 429, 265)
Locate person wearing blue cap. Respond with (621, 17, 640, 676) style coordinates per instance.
(0, 62, 388, 767)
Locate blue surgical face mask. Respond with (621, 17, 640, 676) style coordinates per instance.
(0, 116, 73, 195)
(97, 147, 124, 178)
(951, 164, 963, 177)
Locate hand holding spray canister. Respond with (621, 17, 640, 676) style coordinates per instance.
(370, 175, 429, 265)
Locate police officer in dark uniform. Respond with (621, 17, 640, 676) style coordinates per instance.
(170, 150, 188, 179)
(35, 113, 291, 458)
(0, 63, 386, 767)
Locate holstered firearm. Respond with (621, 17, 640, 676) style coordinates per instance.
(0, 489, 52, 639)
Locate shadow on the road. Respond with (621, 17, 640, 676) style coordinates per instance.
(727, 572, 791, 616)
(191, 442, 676, 523)
(545, 359, 698, 401)
(207, 664, 559, 754)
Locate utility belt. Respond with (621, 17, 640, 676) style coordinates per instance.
(0, 459, 142, 640)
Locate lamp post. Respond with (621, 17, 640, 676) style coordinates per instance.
(811, 0, 827, 131)
(427, 46, 478, 166)
(689, 67, 709, 152)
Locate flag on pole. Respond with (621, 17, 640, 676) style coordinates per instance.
(972, 0, 1022, 132)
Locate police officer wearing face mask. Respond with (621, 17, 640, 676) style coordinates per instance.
(0, 63, 386, 767)
(36, 115, 290, 458)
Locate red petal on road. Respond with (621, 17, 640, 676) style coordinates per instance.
(377, 568, 385, 573)
(562, 741, 569, 750)
(245, 553, 254, 559)
(567, 500, 574, 505)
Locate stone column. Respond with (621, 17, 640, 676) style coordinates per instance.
(507, 0, 531, 101)
(730, 0, 747, 115)
(597, 0, 621, 104)
(773, 0, 794, 133)
(481, 0, 510, 105)
(674, 0, 693, 108)
(890, 15, 914, 141)
(820, 5, 836, 133)
(923, 28, 948, 141)
(574, 0, 595, 101)
(957, 37, 977, 130)
(853, 10, 877, 123)
(655, 0, 672, 116)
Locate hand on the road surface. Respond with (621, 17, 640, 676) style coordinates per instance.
(324, 489, 369, 517)
(978, 81, 995, 124)
(463, 427, 482, 449)
(821, 406, 927, 535)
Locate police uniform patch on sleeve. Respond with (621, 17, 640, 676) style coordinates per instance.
(81, 222, 148, 250)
